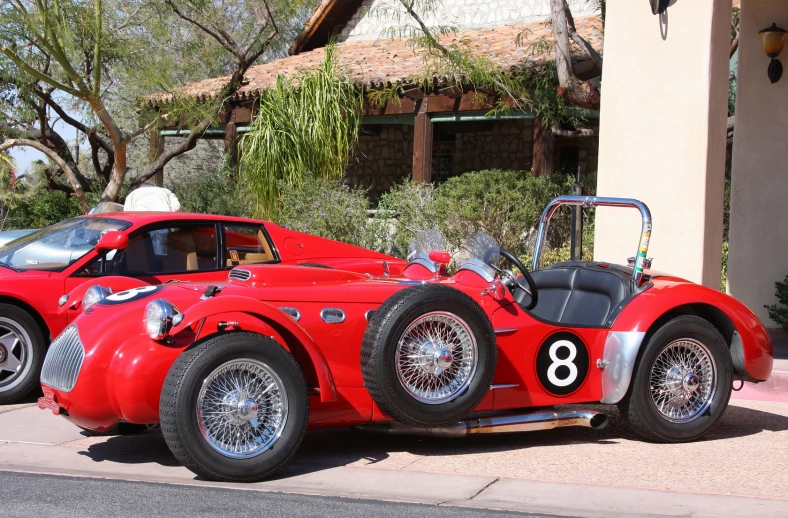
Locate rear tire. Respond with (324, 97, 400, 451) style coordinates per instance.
(160, 332, 309, 482)
(0, 304, 46, 405)
(619, 315, 732, 442)
(361, 285, 496, 427)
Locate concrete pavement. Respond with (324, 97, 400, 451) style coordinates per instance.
(1, 392, 787, 517)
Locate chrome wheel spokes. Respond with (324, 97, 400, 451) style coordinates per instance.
(197, 359, 288, 459)
(395, 311, 478, 404)
(0, 318, 31, 389)
(649, 339, 717, 423)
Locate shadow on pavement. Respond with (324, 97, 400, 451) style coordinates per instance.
(70, 402, 788, 480)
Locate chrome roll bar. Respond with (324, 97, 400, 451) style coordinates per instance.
(531, 196, 653, 285)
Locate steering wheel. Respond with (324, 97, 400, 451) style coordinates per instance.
(497, 248, 539, 310)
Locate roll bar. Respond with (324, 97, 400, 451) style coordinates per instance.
(531, 196, 653, 285)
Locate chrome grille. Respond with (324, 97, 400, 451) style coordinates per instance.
(228, 269, 252, 281)
(40, 325, 84, 392)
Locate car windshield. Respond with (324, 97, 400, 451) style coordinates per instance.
(407, 229, 446, 262)
(0, 218, 130, 272)
(459, 232, 500, 267)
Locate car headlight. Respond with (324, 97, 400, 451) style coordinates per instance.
(83, 286, 110, 310)
(144, 299, 179, 340)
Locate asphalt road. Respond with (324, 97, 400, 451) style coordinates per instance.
(0, 471, 568, 518)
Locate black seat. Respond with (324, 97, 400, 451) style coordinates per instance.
(526, 262, 633, 326)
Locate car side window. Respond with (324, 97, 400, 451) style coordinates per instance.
(223, 225, 276, 268)
(113, 225, 219, 275)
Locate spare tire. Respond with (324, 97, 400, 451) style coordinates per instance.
(361, 285, 496, 427)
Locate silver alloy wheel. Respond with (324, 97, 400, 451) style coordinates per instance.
(649, 338, 717, 423)
(0, 317, 33, 391)
(395, 311, 478, 405)
(196, 359, 288, 459)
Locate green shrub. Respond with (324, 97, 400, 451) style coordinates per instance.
(765, 276, 788, 330)
(3, 189, 88, 229)
(374, 179, 442, 257)
(168, 159, 251, 217)
(273, 174, 377, 249)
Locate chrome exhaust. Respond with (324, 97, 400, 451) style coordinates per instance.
(359, 410, 608, 438)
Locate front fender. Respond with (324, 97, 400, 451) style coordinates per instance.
(59, 276, 151, 316)
(170, 295, 337, 402)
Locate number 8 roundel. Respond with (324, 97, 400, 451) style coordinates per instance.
(535, 331, 589, 396)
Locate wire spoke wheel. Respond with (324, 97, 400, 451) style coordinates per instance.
(395, 311, 478, 404)
(197, 359, 288, 459)
(649, 339, 716, 424)
(0, 317, 32, 389)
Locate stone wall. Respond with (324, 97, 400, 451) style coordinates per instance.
(345, 124, 414, 199)
(448, 119, 534, 177)
(339, 0, 598, 42)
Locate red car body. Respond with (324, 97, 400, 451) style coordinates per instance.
(42, 260, 772, 430)
(0, 212, 403, 403)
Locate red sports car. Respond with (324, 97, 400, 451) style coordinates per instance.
(39, 197, 773, 482)
(0, 212, 402, 403)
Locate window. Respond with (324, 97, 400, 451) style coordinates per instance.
(85, 225, 219, 276)
(223, 225, 276, 267)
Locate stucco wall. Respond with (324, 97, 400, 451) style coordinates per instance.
(594, 0, 730, 288)
(339, 0, 598, 42)
(727, 0, 788, 325)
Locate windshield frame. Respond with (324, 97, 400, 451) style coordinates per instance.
(0, 217, 131, 273)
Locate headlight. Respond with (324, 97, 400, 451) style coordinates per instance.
(83, 286, 110, 310)
(144, 299, 178, 340)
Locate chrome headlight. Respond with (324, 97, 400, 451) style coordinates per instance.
(144, 299, 178, 340)
(83, 286, 110, 310)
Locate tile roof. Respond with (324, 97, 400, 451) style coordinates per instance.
(148, 16, 603, 106)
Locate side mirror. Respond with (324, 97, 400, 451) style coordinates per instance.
(96, 231, 129, 252)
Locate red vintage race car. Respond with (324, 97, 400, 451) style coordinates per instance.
(39, 196, 773, 482)
(0, 212, 402, 404)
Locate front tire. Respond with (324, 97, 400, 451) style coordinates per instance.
(620, 315, 732, 442)
(160, 332, 309, 482)
(0, 304, 46, 404)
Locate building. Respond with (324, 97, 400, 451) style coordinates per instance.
(149, 0, 604, 199)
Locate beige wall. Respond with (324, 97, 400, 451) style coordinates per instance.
(728, 0, 788, 325)
(594, 0, 731, 288)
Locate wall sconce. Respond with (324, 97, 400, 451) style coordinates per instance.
(759, 23, 787, 83)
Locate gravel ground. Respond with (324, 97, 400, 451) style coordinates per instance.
(59, 400, 788, 500)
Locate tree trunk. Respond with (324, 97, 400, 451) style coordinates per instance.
(0, 139, 90, 213)
(102, 141, 127, 202)
(550, 0, 601, 110)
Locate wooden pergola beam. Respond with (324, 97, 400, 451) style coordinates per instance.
(412, 99, 433, 183)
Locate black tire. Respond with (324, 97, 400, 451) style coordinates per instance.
(160, 332, 309, 482)
(361, 285, 496, 427)
(0, 303, 46, 405)
(619, 315, 732, 442)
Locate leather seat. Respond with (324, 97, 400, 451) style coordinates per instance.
(526, 262, 632, 326)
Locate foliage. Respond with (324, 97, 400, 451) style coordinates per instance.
(370, 170, 597, 261)
(168, 154, 251, 217)
(0, 0, 318, 202)
(765, 276, 788, 330)
(3, 187, 86, 230)
(272, 174, 377, 249)
(239, 44, 364, 216)
(374, 179, 442, 257)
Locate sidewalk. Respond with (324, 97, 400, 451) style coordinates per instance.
(1, 397, 786, 517)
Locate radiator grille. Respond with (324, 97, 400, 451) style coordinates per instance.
(228, 268, 252, 281)
(40, 325, 84, 392)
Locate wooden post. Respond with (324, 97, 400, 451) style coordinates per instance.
(149, 129, 165, 186)
(532, 118, 554, 176)
(412, 99, 433, 182)
(225, 121, 239, 171)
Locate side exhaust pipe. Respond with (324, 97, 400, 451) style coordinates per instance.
(358, 410, 608, 438)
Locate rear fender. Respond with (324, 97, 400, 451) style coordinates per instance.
(59, 276, 151, 315)
(601, 282, 773, 403)
(169, 295, 336, 402)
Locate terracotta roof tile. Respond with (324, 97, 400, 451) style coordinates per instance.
(149, 16, 603, 106)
